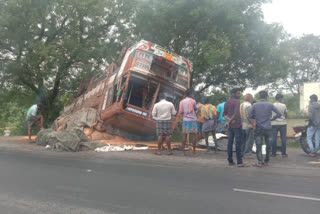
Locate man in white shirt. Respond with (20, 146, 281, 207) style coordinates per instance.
(152, 94, 177, 155)
(26, 104, 44, 141)
(271, 94, 288, 157)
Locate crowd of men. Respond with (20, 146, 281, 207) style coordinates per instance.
(26, 87, 320, 164)
(151, 88, 320, 167)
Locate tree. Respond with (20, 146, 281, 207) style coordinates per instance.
(275, 35, 320, 95)
(0, 0, 136, 124)
(134, 0, 288, 93)
(0, 87, 36, 135)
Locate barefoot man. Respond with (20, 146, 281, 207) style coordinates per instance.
(26, 104, 44, 141)
(152, 93, 176, 155)
(176, 89, 198, 156)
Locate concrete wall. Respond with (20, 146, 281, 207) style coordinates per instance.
(300, 82, 320, 112)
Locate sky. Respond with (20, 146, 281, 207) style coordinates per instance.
(262, 0, 320, 37)
(243, 0, 320, 95)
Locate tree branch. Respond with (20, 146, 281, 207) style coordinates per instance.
(45, 14, 70, 45)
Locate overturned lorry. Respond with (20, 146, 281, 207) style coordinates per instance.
(53, 40, 193, 140)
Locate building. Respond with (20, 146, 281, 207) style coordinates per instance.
(300, 82, 320, 112)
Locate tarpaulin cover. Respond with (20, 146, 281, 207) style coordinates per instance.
(36, 128, 107, 152)
(52, 108, 97, 131)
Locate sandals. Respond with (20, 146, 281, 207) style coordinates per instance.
(252, 163, 263, 168)
(154, 151, 161, 155)
(237, 164, 249, 167)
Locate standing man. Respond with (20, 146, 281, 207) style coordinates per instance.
(201, 98, 218, 151)
(26, 104, 44, 141)
(249, 91, 281, 167)
(307, 94, 320, 157)
(152, 93, 177, 155)
(216, 97, 227, 134)
(196, 98, 205, 140)
(224, 88, 245, 167)
(240, 93, 255, 158)
(176, 89, 198, 156)
(271, 94, 288, 157)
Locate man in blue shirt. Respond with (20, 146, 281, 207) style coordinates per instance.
(249, 91, 281, 167)
(216, 97, 227, 134)
(26, 104, 44, 141)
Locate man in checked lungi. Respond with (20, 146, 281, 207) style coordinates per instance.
(152, 93, 177, 155)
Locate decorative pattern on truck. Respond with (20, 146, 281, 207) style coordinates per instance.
(60, 40, 192, 138)
(125, 106, 149, 117)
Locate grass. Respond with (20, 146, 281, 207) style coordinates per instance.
(283, 137, 300, 149)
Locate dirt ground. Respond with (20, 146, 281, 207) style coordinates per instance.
(1, 135, 320, 170)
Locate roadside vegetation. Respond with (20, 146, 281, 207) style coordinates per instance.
(1, 0, 319, 135)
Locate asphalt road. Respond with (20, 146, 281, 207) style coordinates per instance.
(0, 149, 320, 214)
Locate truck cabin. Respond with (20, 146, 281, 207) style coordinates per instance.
(106, 46, 190, 117)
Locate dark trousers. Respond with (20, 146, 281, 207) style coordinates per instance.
(227, 128, 243, 164)
(272, 125, 287, 155)
(255, 128, 272, 164)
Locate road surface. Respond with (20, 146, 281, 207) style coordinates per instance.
(0, 146, 320, 213)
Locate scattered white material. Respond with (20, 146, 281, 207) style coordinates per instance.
(216, 133, 228, 139)
(86, 169, 92, 172)
(94, 144, 148, 152)
(252, 144, 266, 155)
(199, 134, 266, 154)
(198, 133, 227, 147)
(3, 130, 10, 136)
(132, 146, 149, 151)
(45, 145, 51, 149)
(233, 188, 320, 202)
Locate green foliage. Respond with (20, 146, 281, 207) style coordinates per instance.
(275, 35, 320, 95)
(0, 88, 36, 135)
(0, 0, 315, 135)
(282, 94, 307, 119)
(199, 91, 230, 106)
(134, 0, 288, 94)
(0, 0, 136, 123)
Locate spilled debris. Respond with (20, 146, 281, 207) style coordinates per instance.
(95, 144, 149, 152)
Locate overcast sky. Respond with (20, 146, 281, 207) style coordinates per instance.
(262, 0, 320, 37)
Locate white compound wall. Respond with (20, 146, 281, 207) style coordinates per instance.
(300, 82, 320, 112)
